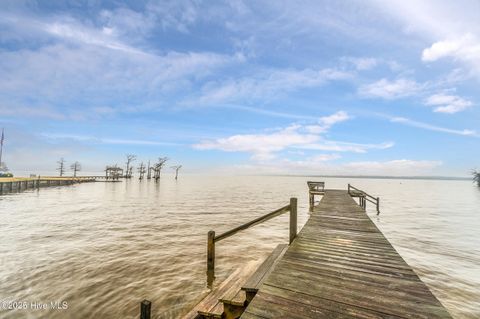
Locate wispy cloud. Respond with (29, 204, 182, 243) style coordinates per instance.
(299, 141, 394, 153)
(42, 133, 180, 146)
(191, 68, 353, 105)
(341, 57, 378, 70)
(390, 116, 478, 136)
(343, 159, 442, 175)
(221, 104, 318, 120)
(305, 111, 350, 134)
(231, 158, 442, 176)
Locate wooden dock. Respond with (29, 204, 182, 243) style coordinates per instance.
(0, 176, 97, 194)
(144, 183, 452, 319)
(241, 189, 452, 318)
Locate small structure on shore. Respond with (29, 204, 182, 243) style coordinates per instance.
(105, 165, 123, 180)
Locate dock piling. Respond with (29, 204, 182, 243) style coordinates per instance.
(140, 300, 151, 319)
(207, 230, 215, 286)
(289, 197, 297, 244)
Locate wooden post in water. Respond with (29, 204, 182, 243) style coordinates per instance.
(140, 300, 151, 319)
(289, 197, 297, 244)
(376, 197, 380, 215)
(207, 230, 215, 286)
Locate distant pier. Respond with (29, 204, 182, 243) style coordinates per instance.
(0, 176, 97, 194)
(173, 182, 452, 319)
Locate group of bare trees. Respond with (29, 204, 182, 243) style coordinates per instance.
(141, 156, 181, 180)
(57, 154, 181, 180)
(109, 154, 182, 180)
(57, 158, 82, 177)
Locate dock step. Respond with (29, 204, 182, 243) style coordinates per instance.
(182, 260, 261, 319)
(183, 245, 288, 319)
(241, 244, 288, 303)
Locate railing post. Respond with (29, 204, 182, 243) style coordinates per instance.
(308, 192, 313, 211)
(289, 198, 297, 244)
(207, 230, 215, 286)
(348, 183, 351, 194)
(376, 197, 380, 215)
(140, 300, 151, 319)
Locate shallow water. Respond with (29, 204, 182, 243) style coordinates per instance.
(0, 176, 479, 318)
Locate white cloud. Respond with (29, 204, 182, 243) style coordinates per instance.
(390, 116, 477, 136)
(422, 34, 480, 74)
(193, 124, 318, 161)
(359, 78, 421, 99)
(194, 111, 393, 160)
(370, 1, 480, 75)
(424, 93, 473, 114)
(305, 111, 350, 134)
(422, 39, 462, 62)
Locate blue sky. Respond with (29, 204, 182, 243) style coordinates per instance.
(0, 0, 479, 176)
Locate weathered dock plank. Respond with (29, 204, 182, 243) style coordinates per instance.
(242, 190, 452, 318)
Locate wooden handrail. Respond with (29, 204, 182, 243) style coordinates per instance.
(348, 184, 380, 215)
(308, 181, 325, 211)
(207, 198, 297, 287)
(214, 204, 290, 242)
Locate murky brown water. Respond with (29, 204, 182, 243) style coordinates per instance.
(0, 176, 479, 318)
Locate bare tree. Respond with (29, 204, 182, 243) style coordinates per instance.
(153, 157, 169, 180)
(125, 154, 136, 178)
(146, 160, 151, 179)
(138, 162, 146, 180)
(70, 161, 81, 177)
(171, 165, 182, 180)
(57, 158, 66, 177)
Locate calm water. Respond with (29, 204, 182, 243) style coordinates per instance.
(0, 176, 479, 318)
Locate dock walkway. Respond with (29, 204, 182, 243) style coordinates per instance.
(0, 176, 97, 194)
(241, 189, 452, 318)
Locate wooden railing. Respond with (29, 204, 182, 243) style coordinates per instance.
(348, 184, 380, 215)
(206, 198, 297, 286)
(307, 181, 325, 210)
